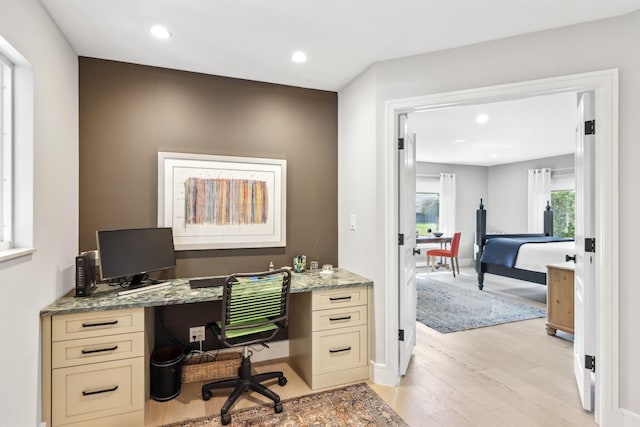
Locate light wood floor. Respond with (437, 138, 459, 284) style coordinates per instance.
(146, 266, 595, 426)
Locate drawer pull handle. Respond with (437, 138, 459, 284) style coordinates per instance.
(329, 346, 352, 354)
(82, 320, 119, 328)
(329, 316, 352, 322)
(329, 296, 351, 301)
(82, 385, 119, 396)
(81, 345, 118, 354)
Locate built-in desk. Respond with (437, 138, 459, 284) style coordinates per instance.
(40, 269, 373, 427)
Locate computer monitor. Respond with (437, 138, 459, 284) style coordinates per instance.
(96, 227, 176, 287)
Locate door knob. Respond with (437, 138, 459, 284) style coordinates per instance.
(566, 254, 576, 263)
(413, 248, 421, 255)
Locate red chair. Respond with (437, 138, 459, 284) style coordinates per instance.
(427, 232, 461, 277)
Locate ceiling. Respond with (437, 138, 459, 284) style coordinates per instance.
(409, 92, 578, 166)
(40, 0, 639, 91)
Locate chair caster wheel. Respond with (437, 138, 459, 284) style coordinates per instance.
(202, 390, 212, 401)
(274, 402, 283, 413)
(278, 376, 287, 386)
(221, 414, 231, 425)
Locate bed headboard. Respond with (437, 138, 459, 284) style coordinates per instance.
(475, 198, 554, 247)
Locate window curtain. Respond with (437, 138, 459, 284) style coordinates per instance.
(528, 168, 551, 232)
(438, 173, 456, 236)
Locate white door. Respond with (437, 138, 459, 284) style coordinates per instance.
(574, 91, 595, 411)
(398, 113, 417, 375)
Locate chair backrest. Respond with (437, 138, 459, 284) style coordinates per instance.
(219, 268, 291, 347)
(450, 232, 462, 257)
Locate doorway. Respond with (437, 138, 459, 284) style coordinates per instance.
(384, 69, 618, 425)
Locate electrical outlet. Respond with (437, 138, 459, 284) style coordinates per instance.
(189, 326, 205, 343)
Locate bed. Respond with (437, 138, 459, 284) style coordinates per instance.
(474, 199, 574, 290)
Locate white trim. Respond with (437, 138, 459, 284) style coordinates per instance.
(0, 247, 35, 263)
(0, 53, 12, 249)
(384, 69, 619, 425)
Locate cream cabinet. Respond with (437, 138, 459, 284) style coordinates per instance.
(289, 286, 371, 389)
(43, 308, 146, 426)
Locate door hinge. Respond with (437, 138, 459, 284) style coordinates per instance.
(398, 233, 404, 245)
(585, 238, 596, 253)
(585, 120, 595, 135)
(585, 354, 596, 372)
(399, 329, 405, 341)
(398, 138, 404, 150)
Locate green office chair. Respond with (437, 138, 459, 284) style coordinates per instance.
(201, 269, 291, 425)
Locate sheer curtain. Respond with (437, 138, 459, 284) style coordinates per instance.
(528, 168, 551, 232)
(438, 173, 456, 236)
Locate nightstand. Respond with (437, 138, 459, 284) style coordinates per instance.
(546, 263, 575, 336)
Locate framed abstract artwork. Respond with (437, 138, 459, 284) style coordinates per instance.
(158, 152, 286, 250)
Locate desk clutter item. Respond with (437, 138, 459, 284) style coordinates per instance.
(182, 352, 242, 383)
(293, 254, 307, 272)
(118, 281, 172, 296)
(189, 276, 227, 289)
(320, 264, 334, 275)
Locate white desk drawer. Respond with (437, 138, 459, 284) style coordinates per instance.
(312, 287, 367, 310)
(312, 305, 366, 332)
(52, 332, 144, 369)
(312, 325, 367, 375)
(52, 357, 144, 426)
(52, 308, 144, 341)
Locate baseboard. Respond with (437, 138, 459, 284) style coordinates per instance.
(371, 361, 399, 387)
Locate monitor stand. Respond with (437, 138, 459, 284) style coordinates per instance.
(128, 274, 145, 288)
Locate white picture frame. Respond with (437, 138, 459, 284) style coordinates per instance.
(158, 152, 286, 250)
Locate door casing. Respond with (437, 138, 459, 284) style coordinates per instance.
(382, 69, 618, 426)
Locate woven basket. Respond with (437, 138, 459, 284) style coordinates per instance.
(181, 352, 242, 384)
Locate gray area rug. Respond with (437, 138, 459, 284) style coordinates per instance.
(417, 276, 547, 333)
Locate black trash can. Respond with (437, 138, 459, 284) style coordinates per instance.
(150, 346, 185, 401)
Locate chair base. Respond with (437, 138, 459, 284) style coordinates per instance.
(201, 354, 287, 425)
(427, 256, 460, 277)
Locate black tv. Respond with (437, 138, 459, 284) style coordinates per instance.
(96, 227, 176, 287)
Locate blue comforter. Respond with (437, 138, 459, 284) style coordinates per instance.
(480, 237, 573, 268)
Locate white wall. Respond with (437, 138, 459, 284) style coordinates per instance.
(339, 9, 640, 419)
(337, 66, 388, 369)
(0, 1, 78, 425)
(488, 154, 575, 232)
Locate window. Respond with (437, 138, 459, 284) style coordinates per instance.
(551, 190, 575, 238)
(416, 192, 439, 236)
(0, 53, 11, 251)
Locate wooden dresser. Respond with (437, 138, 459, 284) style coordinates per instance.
(545, 263, 575, 336)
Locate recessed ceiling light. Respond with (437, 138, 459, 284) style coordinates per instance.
(291, 51, 307, 63)
(150, 25, 171, 40)
(490, 153, 498, 158)
(476, 114, 489, 124)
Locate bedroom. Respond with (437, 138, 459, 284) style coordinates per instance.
(411, 91, 578, 280)
(401, 87, 596, 415)
(410, 89, 580, 317)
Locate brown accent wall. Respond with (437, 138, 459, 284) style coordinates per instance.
(79, 58, 338, 279)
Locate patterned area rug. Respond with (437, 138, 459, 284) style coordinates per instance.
(417, 276, 547, 333)
(162, 383, 408, 427)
